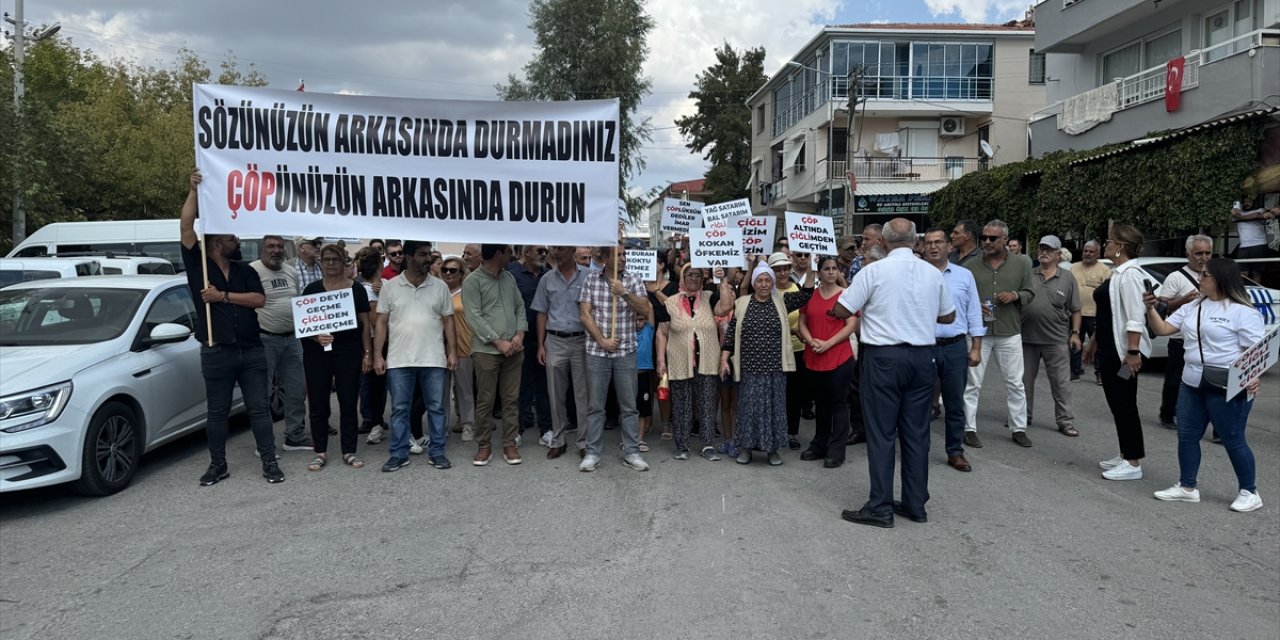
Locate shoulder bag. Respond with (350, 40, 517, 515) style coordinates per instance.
(1196, 303, 1232, 394)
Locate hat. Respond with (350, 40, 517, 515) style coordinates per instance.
(295, 236, 322, 246)
(1037, 235, 1062, 250)
(766, 252, 792, 267)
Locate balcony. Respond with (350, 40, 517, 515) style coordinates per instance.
(818, 156, 985, 183)
(1030, 29, 1280, 154)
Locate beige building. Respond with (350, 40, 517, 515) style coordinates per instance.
(746, 22, 1046, 236)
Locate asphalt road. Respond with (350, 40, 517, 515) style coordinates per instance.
(2, 364, 1277, 640)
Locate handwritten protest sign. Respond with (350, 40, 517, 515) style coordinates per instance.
(701, 198, 751, 228)
(661, 198, 703, 233)
(193, 84, 620, 246)
(784, 212, 837, 255)
(689, 227, 743, 269)
(625, 249, 658, 282)
(1228, 326, 1279, 399)
(733, 214, 777, 256)
(292, 289, 357, 350)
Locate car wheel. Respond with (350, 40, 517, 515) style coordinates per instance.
(269, 373, 284, 422)
(70, 402, 141, 496)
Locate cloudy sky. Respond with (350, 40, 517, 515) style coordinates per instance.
(8, 0, 1028, 197)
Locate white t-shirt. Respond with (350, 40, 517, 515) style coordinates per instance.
(1156, 267, 1201, 340)
(1238, 211, 1267, 248)
(378, 273, 454, 369)
(1166, 298, 1265, 387)
(249, 260, 299, 334)
(838, 247, 954, 346)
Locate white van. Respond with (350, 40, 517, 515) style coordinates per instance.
(0, 257, 102, 288)
(7, 220, 282, 271)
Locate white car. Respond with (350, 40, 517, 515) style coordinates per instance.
(1127, 257, 1279, 359)
(0, 257, 102, 288)
(0, 276, 243, 495)
(92, 256, 176, 275)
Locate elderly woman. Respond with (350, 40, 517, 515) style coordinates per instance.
(657, 265, 734, 461)
(1083, 224, 1158, 482)
(439, 256, 477, 441)
(720, 263, 813, 465)
(303, 244, 372, 470)
(1143, 259, 1265, 512)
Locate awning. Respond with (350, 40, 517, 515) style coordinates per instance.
(1069, 106, 1278, 166)
(746, 158, 761, 190)
(852, 180, 950, 196)
(785, 141, 806, 171)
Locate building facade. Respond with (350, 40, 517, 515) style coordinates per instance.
(1030, 0, 1280, 154)
(645, 178, 711, 247)
(746, 22, 1045, 236)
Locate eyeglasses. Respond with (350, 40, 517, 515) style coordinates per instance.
(387, 251, 403, 257)
(441, 268, 460, 275)
(793, 252, 810, 258)
(981, 235, 1005, 242)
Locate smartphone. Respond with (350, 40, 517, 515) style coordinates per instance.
(1116, 366, 1133, 380)
(1143, 280, 1159, 295)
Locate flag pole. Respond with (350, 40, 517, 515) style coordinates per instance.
(200, 233, 214, 347)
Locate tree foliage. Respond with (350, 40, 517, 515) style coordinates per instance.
(0, 37, 266, 252)
(675, 43, 767, 205)
(930, 121, 1264, 247)
(497, 0, 654, 219)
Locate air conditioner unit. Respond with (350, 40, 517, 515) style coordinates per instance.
(940, 116, 965, 136)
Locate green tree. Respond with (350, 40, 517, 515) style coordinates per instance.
(497, 0, 654, 219)
(675, 43, 767, 205)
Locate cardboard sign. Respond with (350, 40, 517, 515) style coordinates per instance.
(689, 227, 743, 269)
(732, 214, 777, 256)
(784, 212, 837, 255)
(625, 249, 658, 282)
(292, 289, 358, 349)
(701, 198, 751, 228)
(660, 198, 703, 233)
(1228, 326, 1279, 399)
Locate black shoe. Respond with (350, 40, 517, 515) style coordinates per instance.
(841, 508, 893, 528)
(930, 406, 942, 421)
(963, 431, 983, 448)
(262, 460, 285, 484)
(328, 426, 338, 435)
(846, 432, 866, 446)
(1070, 372, 1081, 382)
(428, 455, 452, 470)
(382, 456, 411, 472)
(800, 449, 824, 462)
(801, 408, 816, 420)
(282, 437, 313, 451)
(823, 458, 844, 469)
(1159, 417, 1177, 430)
(358, 422, 374, 434)
(892, 501, 928, 523)
(199, 464, 229, 486)
(788, 437, 801, 450)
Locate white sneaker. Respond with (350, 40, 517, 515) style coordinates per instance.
(539, 431, 553, 448)
(366, 425, 385, 445)
(1102, 460, 1143, 481)
(1230, 489, 1263, 513)
(515, 433, 522, 447)
(622, 453, 650, 472)
(460, 425, 474, 442)
(1099, 455, 1124, 470)
(579, 454, 600, 472)
(408, 437, 424, 455)
(1154, 483, 1200, 503)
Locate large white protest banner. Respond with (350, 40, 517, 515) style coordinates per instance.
(193, 84, 620, 246)
(701, 198, 751, 228)
(689, 227, 743, 268)
(625, 250, 658, 282)
(1227, 326, 1279, 399)
(292, 289, 358, 349)
(784, 212, 838, 255)
(661, 198, 703, 233)
(733, 214, 777, 256)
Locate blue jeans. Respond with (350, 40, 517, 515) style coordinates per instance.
(200, 345, 276, 464)
(261, 333, 306, 442)
(935, 339, 968, 456)
(585, 352, 640, 456)
(1175, 383, 1256, 492)
(387, 367, 447, 459)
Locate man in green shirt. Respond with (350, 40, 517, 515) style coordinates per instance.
(462, 244, 528, 467)
(961, 220, 1035, 449)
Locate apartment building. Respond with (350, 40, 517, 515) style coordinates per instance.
(746, 22, 1046, 236)
(646, 178, 711, 246)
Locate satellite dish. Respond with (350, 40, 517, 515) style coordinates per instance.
(979, 140, 996, 159)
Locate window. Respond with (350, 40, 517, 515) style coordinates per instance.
(1204, 1, 1254, 61)
(1101, 41, 1141, 81)
(910, 43, 993, 100)
(142, 287, 197, 334)
(1028, 49, 1046, 84)
(1144, 30, 1182, 69)
(787, 139, 807, 173)
(756, 105, 765, 133)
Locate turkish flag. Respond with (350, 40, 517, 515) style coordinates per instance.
(1165, 57, 1184, 112)
(845, 171, 857, 194)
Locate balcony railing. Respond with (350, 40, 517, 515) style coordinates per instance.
(819, 156, 984, 182)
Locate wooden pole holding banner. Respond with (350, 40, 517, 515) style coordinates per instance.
(199, 233, 214, 347)
(609, 220, 623, 339)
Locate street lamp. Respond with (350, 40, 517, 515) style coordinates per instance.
(4, 0, 61, 245)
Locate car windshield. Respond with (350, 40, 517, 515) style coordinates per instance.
(0, 287, 146, 346)
(0, 270, 61, 288)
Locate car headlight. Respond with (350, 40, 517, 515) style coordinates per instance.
(0, 382, 73, 433)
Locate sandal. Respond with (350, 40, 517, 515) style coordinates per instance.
(660, 430, 673, 440)
(638, 441, 650, 453)
(1059, 425, 1080, 437)
(307, 455, 327, 471)
(342, 453, 365, 468)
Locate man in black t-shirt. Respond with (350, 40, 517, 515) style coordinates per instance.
(180, 170, 284, 486)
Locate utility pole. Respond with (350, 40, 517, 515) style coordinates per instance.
(5, 0, 61, 245)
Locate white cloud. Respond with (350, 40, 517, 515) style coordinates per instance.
(923, 0, 1028, 23)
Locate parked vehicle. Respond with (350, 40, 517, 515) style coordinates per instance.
(7, 220, 284, 272)
(0, 275, 243, 495)
(91, 256, 176, 275)
(0, 258, 102, 288)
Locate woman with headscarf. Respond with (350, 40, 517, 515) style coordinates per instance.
(719, 263, 813, 465)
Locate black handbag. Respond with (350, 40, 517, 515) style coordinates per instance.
(1196, 304, 1231, 393)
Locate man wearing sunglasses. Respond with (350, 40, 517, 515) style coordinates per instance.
(961, 220, 1034, 449)
(507, 245, 553, 447)
(1153, 234, 1212, 430)
(381, 240, 404, 280)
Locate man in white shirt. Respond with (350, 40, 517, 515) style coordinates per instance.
(834, 218, 955, 528)
(293, 237, 323, 290)
(249, 235, 309, 451)
(1154, 234, 1211, 429)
